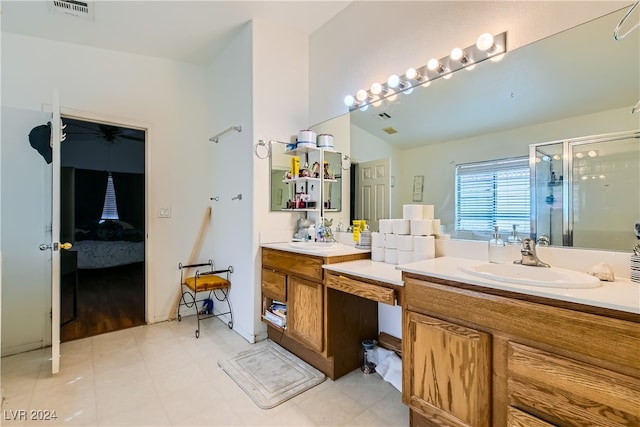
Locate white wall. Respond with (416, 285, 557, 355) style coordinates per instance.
(1, 32, 210, 354)
(203, 20, 311, 343)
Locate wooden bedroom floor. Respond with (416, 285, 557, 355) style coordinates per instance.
(61, 262, 145, 342)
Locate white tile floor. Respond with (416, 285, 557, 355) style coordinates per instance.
(1, 317, 409, 426)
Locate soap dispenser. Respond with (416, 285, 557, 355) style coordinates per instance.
(308, 223, 316, 242)
(488, 226, 507, 264)
(507, 224, 522, 245)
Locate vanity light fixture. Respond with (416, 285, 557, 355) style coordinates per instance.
(344, 95, 356, 107)
(370, 82, 385, 95)
(405, 67, 424, 82)
(343, 31, 507, 110)
(427, 58, 447, 74)
(476, 32, 496, 53)
(356, 89, 371, 102)
(450, 47, 471, 65)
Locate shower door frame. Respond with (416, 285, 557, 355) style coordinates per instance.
(530, 129, 640, 249)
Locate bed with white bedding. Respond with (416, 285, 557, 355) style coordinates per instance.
(72, 240, 145, 269)
(72, 220, 144, 269)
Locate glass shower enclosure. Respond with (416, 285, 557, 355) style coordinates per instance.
(530, 130, 640, 251)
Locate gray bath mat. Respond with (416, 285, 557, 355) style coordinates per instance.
(218, 340, 326, 409)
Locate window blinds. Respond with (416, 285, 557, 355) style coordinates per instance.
(100, 173, 119, 221)
(455, 157, 530, 233)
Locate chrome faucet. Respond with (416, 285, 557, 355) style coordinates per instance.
(537, 234, 550, 246)
(514, 237, 550, 267)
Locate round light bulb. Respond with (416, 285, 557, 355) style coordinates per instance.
(421, 79, 431, 88)
(476, 33, 495, 51)
(386, 88, 397, 102)
(403, 87, 414, 95)
(344, 95, 355, 107)
(450, 47, 464, 61)
(576, 152, 584, 159)
(370, 82, 383, 95)
(405, 68, 418, 80)
(553, 154, 561, 160)
(387, 74, 400, 88)
(356, 89, 369, 102)
(427, 58, 440, 71)
(588, 150, 597, 158)
(358, 104, 369, 112)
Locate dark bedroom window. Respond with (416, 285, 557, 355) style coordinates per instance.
(100, 173, 119, 222)
(455, 157, 530, 234)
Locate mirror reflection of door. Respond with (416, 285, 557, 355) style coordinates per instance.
(355, 158, 390, 232)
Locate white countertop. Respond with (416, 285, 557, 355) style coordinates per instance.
(322, 260, 404, 286)
(261, 242, 371, 258)
(397, 256, 640, 314)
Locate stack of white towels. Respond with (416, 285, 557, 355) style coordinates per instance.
(371, 204, 440, 265)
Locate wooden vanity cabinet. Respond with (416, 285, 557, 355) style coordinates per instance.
(260, 247, 370, 379)
(402, 273, 640, 427)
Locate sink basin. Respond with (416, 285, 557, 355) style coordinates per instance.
(288, 241, 345, 252)
(459, 263, 602, 289)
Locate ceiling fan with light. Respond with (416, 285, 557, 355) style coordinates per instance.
(62, 118, 145, 144)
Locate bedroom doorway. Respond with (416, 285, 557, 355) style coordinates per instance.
(59, 116, 146, 342)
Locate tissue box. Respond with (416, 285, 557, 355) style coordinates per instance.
(631, 255, 640, 283)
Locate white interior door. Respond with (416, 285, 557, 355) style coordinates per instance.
(355, 158, 390, 232)
(0, 96, 64, 364)
(48, 89, 64, 374)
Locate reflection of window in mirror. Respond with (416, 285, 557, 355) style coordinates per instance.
(455, 157, 530, 240)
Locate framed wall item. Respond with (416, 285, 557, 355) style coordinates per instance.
(413, 175, 424, 202)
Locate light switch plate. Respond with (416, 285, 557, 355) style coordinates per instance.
(158, 207, 172, 218)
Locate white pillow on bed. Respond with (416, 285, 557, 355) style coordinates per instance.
(115, 220, 134, 230)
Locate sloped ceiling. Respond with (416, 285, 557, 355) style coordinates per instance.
(1, 1, 351, 65)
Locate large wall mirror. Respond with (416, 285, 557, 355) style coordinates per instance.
(317, 6, 638, 252)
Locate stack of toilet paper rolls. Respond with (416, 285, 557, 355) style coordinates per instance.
(371, 204, 439, 265)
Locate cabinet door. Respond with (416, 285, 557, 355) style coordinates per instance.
(404, 311, 491, 427)
(288, 276, 323, 352)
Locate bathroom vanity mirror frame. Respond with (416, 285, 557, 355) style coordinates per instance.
(309, 6, 639, 252)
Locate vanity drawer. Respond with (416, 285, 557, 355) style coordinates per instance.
(261, 268, 287, 301)
(262, 248, 323, 282)
(507, 342, 640, 426)
(326, 273, 396, 305)
(506, 407, 554, 427)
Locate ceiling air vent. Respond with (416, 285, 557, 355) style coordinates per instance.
(382, 127, 398, 135)
(50, 0, 93, 20)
